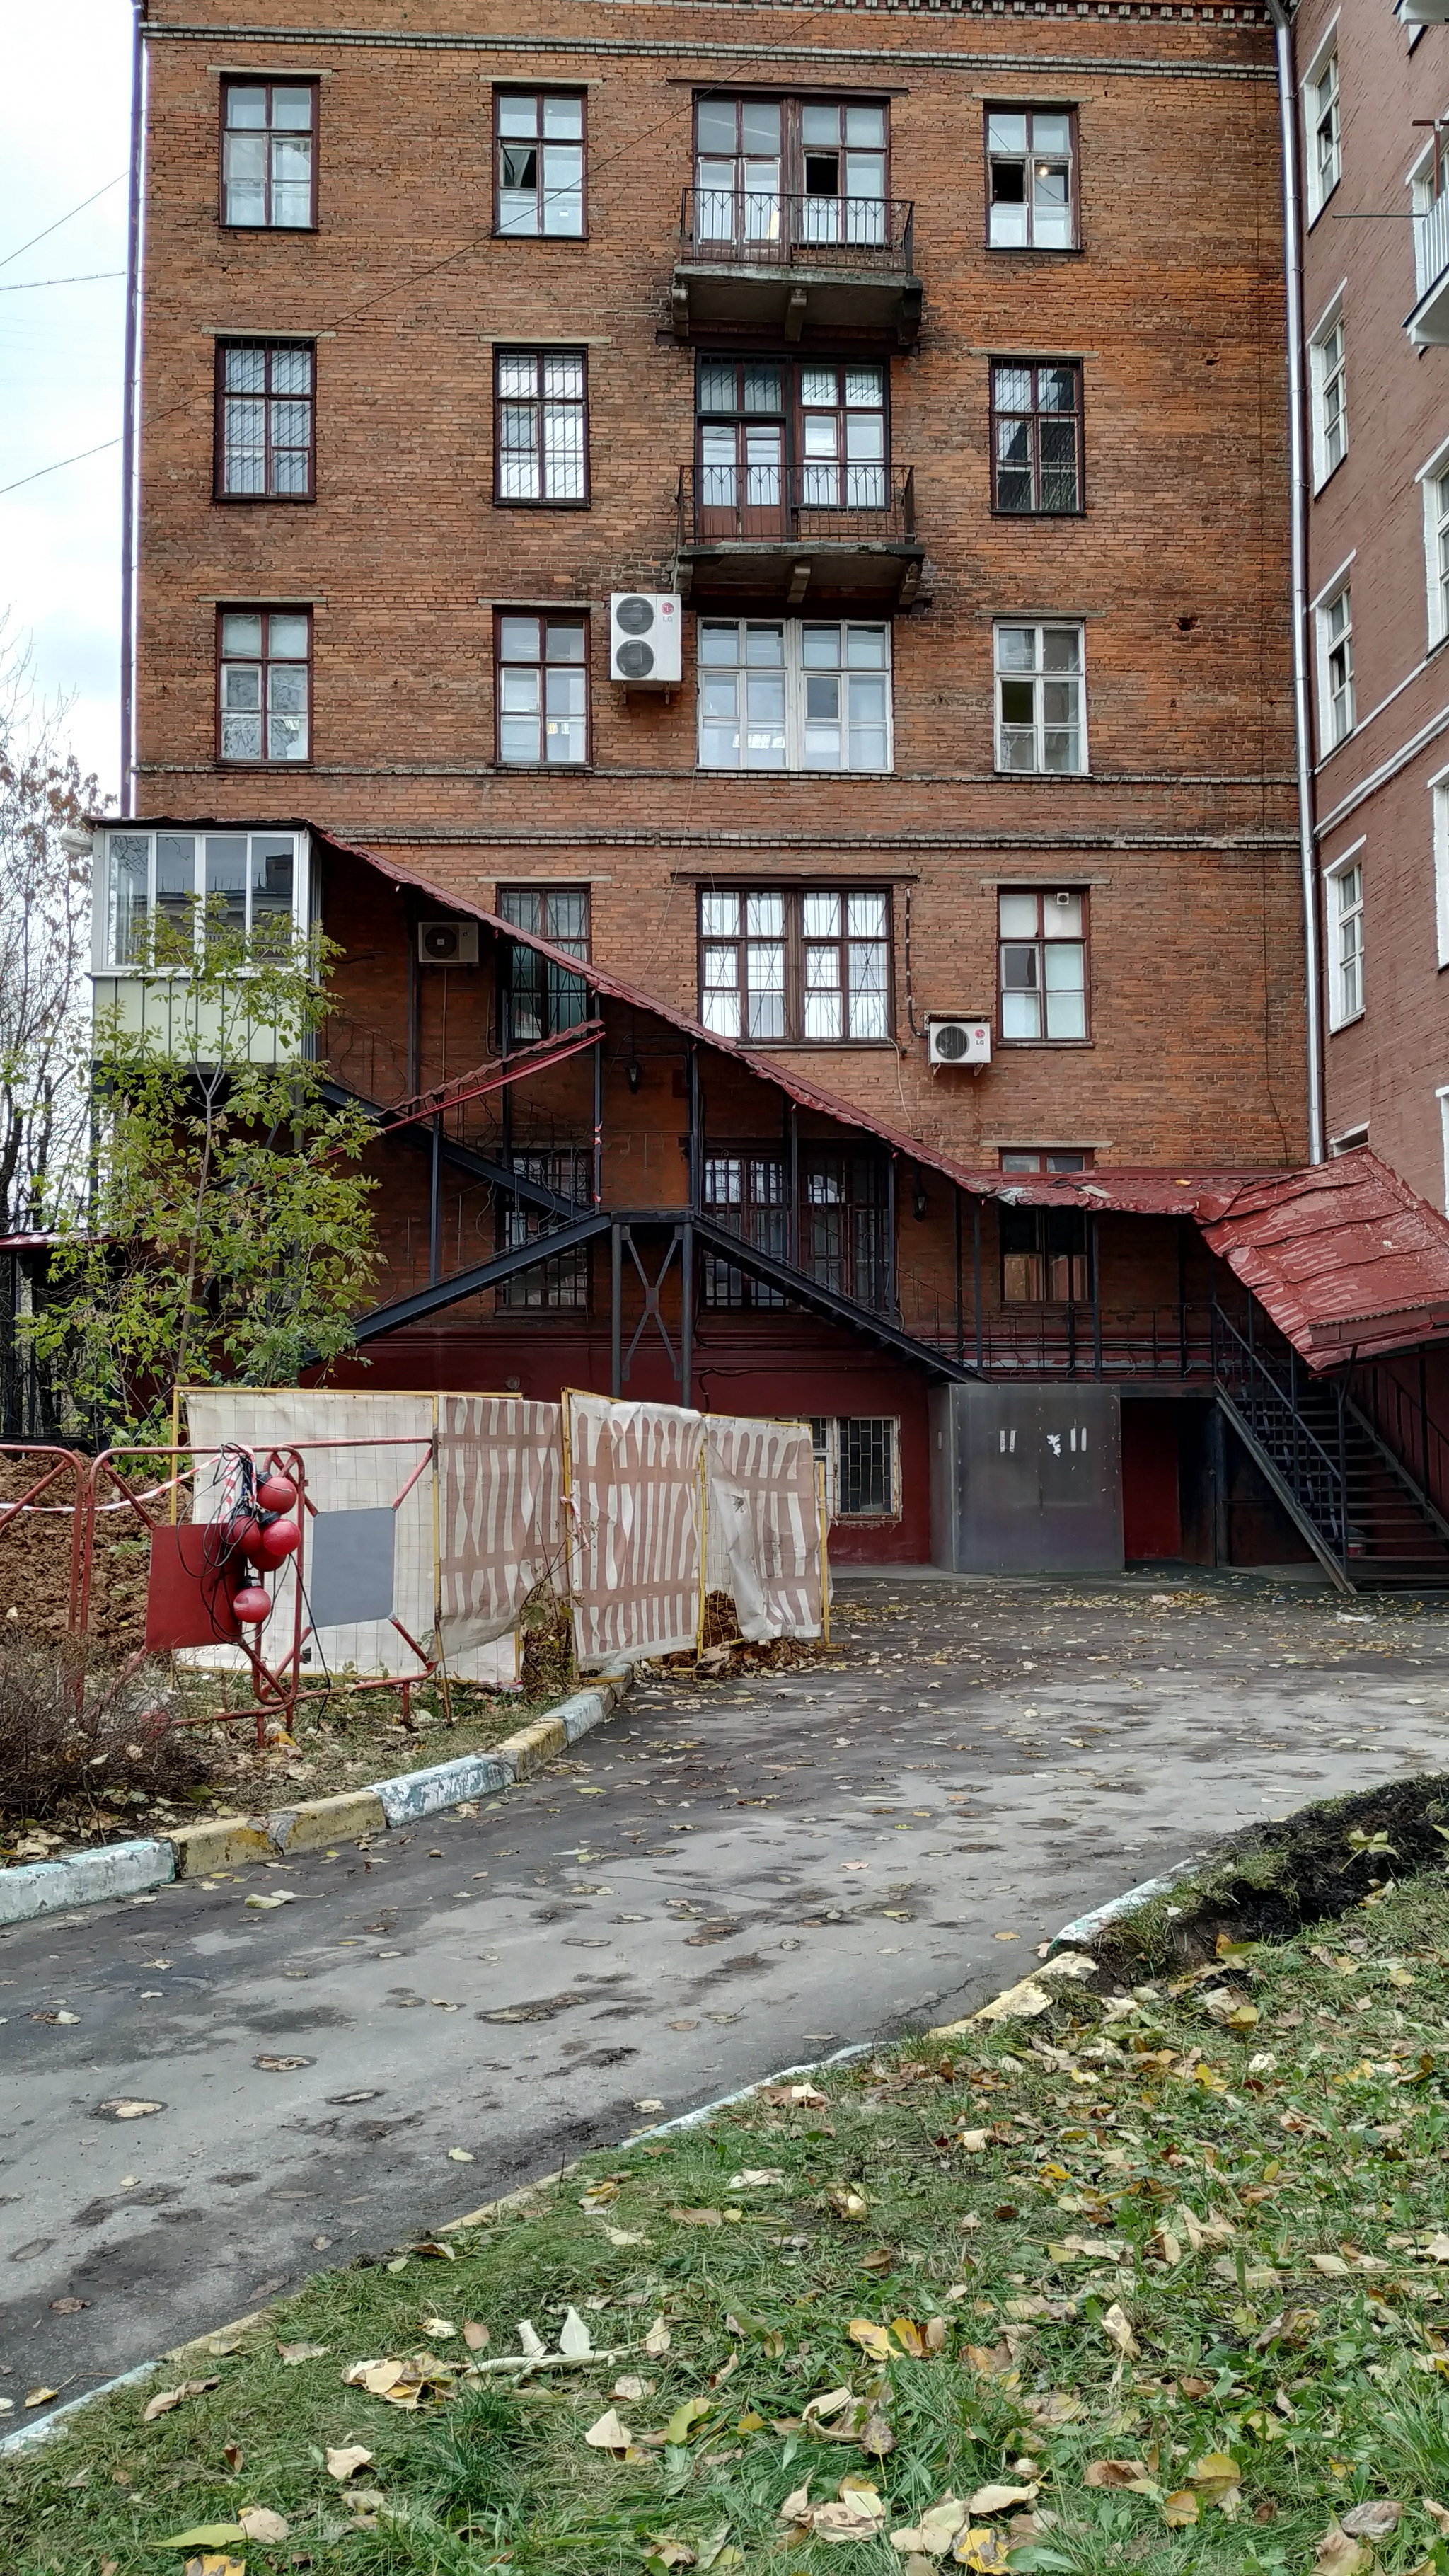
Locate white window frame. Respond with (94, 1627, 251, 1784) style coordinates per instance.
(1307, 290, 1346, 490)
(1328, 1124, 1368, 1156)
(1303, 28, 1341, 225)
(993, 621, 1087, 775)
(1419, 435, 1449, 652)
(1432, 759, 1449, 968)
(1324, 838, 1365, 1032)
(1316, 580, 1355, 749)
(1438, 1084, 1449, 1218)
(695, 619, 893, 773)
(93, 827, 311, 972)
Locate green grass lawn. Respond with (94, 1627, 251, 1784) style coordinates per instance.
(10, 1865, 1449, 2575)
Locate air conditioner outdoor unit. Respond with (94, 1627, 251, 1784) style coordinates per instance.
(927, 1016, 992, 1069)
(610, 591, 683, 686)
(417, 920, 480, 965)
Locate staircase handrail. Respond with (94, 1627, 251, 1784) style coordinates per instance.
(1211, 1301, 1346, 1491)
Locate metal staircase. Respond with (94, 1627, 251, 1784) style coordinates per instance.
(1211, 1301, 1449, 1591)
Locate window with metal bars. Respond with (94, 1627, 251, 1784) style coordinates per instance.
(990, 361, 1082, 514)
(702, 1154, 788, 1307)
(495, 350, 587, 504)
(497, 887, 590, 1043)
(810, 1415, 899, 1518)
(216, 343, 314, 499)
(498, 1147, 592, 1308)
(698, 887, 891, 1043)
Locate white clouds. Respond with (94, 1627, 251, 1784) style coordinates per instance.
(1, 2, 132, 798)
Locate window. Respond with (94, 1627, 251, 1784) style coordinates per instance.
(1319, 585, 1354, 749)
(695, 357, 888, 521)
(497, 886, 590, 1042)
(698, 621, 891, 771)
(1307, 309, 1346, 488)
(698, 888, 891, 1043)
(999, 1149, 1090, 1173)
(994, 624, 1085, 774)
(986, 107, 1076, 250)
(221, 81, 316, 228)
(499, 1148, 591, 1309)
(991, 362, 1082, 514)
(811, 1416, 899, 1519)
(693, 94, 888, 249)
(495, 615, 589, 766)
(998, 890, 1088, 1044)
(1329, 1125, 1368, 1156)
(99, 829, 304, 968)
(215, 344, 314, 500)
(1000, 1205, 1089, 1305)
(495, 91, 584, 237)
(1424, 459, 1449, 650)
(1305, 45, 1340, 223)
(1326, 852, 1363, 1028)
(703, 1154, 788, 1307)
(219, 610, 310, 763)
(495, 350, 587, 504)
(1435, 771, 1449, 967)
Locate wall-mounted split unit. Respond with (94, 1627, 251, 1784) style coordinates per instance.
(610, 592, 682, 686)
(417, 921, 480, 965)
(925, 1015, 992, 1068)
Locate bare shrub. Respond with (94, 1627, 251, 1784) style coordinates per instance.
(0, 1627, 216, 1822)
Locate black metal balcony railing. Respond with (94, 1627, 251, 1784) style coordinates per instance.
(677, 461, 916, 548)
(680, 188, 914, 273)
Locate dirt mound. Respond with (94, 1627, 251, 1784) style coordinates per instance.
(0, 1452, 149, 1653)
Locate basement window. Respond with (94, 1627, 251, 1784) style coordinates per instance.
(811, 1416, 899, 1519)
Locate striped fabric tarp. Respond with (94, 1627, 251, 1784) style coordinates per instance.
(703, 1415, 823, 1642)
(437, 1395, 563, 1653)
(566, 1393, 704, 1667)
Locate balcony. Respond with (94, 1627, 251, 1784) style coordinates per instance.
(1409, 190, 1449, 345)
(675, 463, 923, 606)
(672, 190, 922, 347)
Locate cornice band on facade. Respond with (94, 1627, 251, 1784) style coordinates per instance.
(144, 25, 1275, 80)
(134, 764, 1296, 788)
(299, 826, 1296, 851)
(1315, 700, 1449, 841)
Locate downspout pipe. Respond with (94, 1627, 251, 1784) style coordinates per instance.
(1266, 0, 1326, 1164)
(119, 0, 145, 819)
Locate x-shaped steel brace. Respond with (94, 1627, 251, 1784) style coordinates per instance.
(620, 1224, 682, 1379)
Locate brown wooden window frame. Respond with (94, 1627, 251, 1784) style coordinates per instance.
(219, 77, 318, 231)
(696, 884, 894, 1047)
(983, 103, 1079, 253)
(989, 358, 1084, 517)
(492, 88, 588, 240)
(998, 1148, 1093, 1173)
(214, 340, 316, 502)
(999, 1204, 1090, 1306)
(493, 611, 591, 769)
(493, 348, 590, 508)
(691, 91, 892, 239)
(496, 885, 592, 1043)
(216, 605, 313, 767)
(997, 886, 1090, 1047)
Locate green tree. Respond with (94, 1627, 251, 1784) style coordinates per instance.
(33, 904, 379, 1441)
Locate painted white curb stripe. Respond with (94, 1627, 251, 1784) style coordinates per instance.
(0, 1839, 173, 1928)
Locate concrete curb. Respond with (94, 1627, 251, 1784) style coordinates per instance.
(0, 1673, 632, 1930)
(1046, 1853, 1203, 1954)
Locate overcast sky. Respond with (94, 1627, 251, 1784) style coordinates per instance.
(1, 1, 132, 803)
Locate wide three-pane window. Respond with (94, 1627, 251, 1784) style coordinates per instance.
(495, 350, 587, 503)
(495, 91, 584, 236)
(991, 362, 1081, 513)
(221, 82, 316, 228)
(219, 611, 310, 762)
(986, 107, 1075, 249)
(698, 887, 891, 1043)
(995, 624, 1085, 773)
(998, 890, 1088, 1043)
(216, 344, 314, 498)
(496, 616, 588, 765)
(698, 621, 890, 771)
(101, 829, 302, 965)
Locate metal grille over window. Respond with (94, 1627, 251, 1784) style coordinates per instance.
(497, 616, 587, 765)
(497, 92, 584, 237)
(496, 350, 586, 502)
(703, 1154, 787, 1306)
(698, 887, 890, 1042)
(222, 84, 314, 228)
(986, 108, 1075, 250)
(995, 623, 1085, 774)
(500, 1149, 592, 1308)
(497, 886, 590, 1042)
(810, 1415, 899, 1518)
(698, 621, 890, 771)
(998, 890, 1087, 1042)
(220, 345, 313, 498)
(991, 362, 1080, 512)
(219, 611, 310, 763)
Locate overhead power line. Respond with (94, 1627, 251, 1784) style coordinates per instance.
(0, 271, 127, 294)
(0, 437, 122, 500)
(0, 173, 127, 274)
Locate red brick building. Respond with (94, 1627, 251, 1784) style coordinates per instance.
(93, 0, 1449, 1583)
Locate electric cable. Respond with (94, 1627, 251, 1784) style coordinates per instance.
(0, 173, 127, 272)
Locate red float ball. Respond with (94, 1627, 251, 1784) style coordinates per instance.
(255, 1514, 300, 1566)
(256, 1472, 297, 1513)
(233, 1585, 271, 1623)
(230, 1514, 264, 1559)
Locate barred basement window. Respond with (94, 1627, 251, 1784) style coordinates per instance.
(991, 361, 1082, 513)
(216, 344, 314, 499)
(218, 609, 310, 763)
(810, 1416, 899, 1519)
(495, 350, 587, 504)
(698, 887, 891, 1042)
(495, 91, 585, 237)
(221, 81, 316, 229)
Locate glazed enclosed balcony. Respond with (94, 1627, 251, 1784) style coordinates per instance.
(675, 461, 922, 607)
(1409, 184, 1449, 345)
(674, 188, 921, 346)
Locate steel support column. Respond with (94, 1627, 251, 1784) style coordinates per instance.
(611, 1221, 623, 1398)
(428, 1115, 442, 1286)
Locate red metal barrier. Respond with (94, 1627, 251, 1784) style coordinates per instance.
(0, 1444, 89, 1633)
